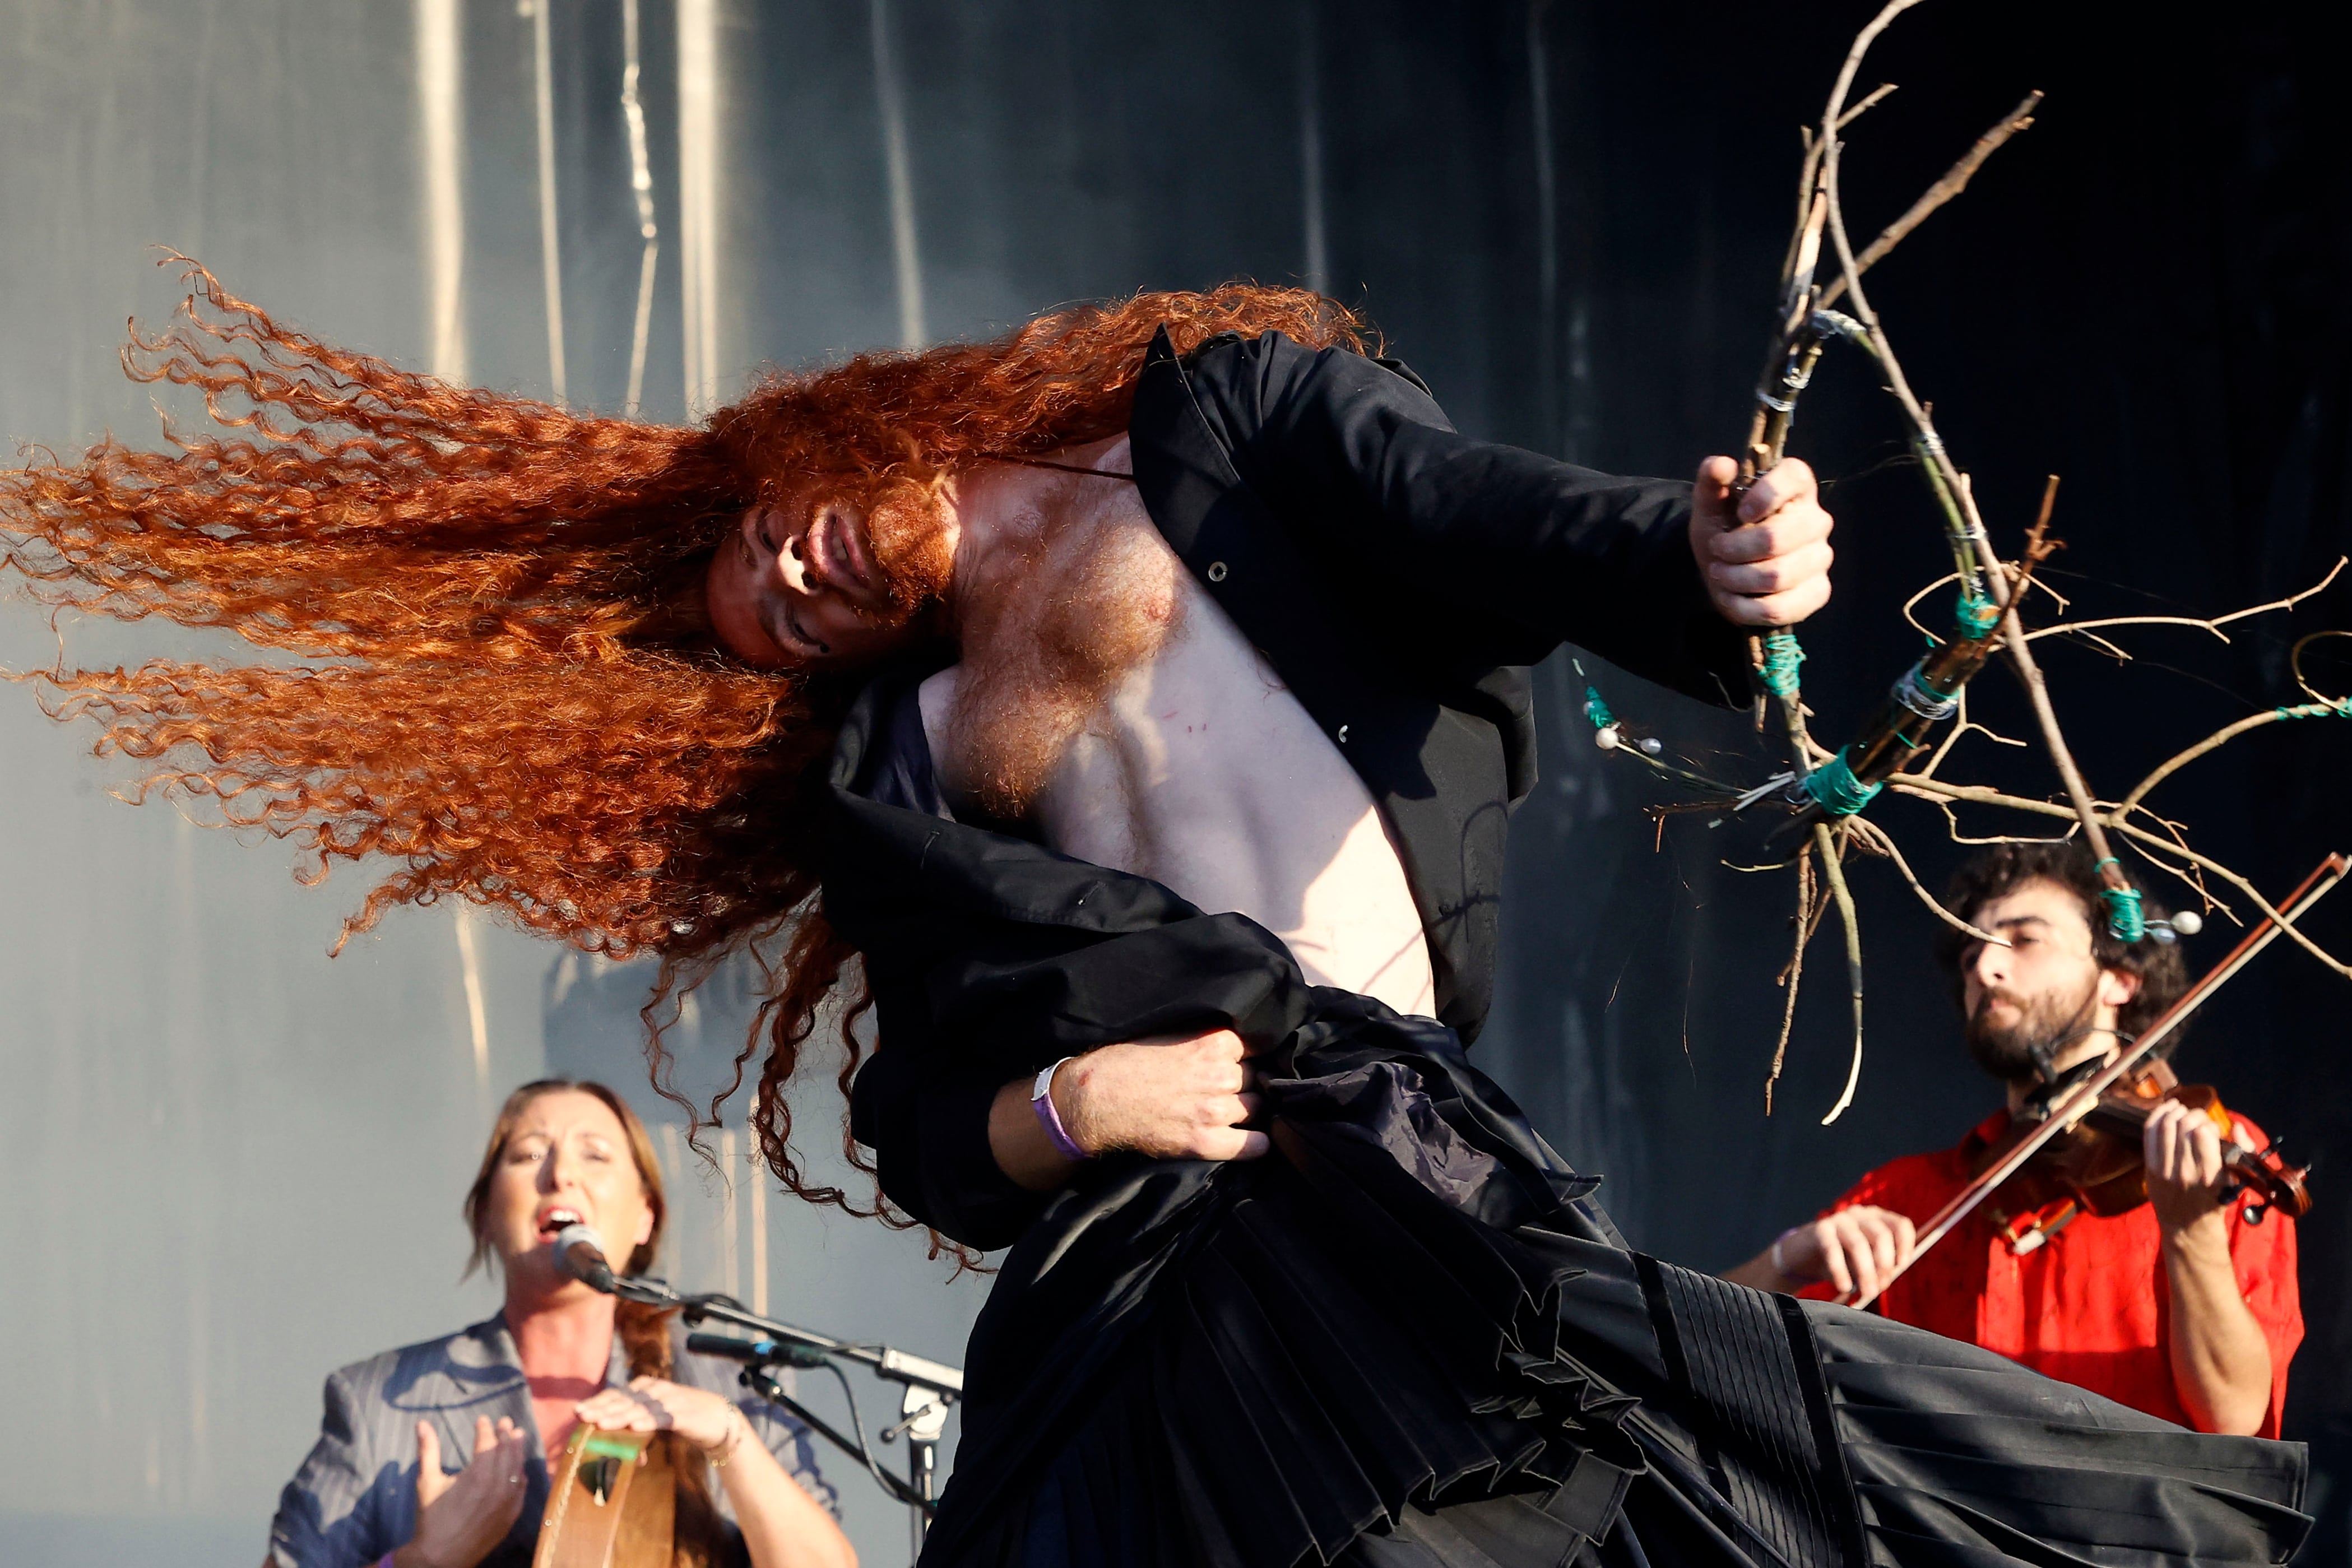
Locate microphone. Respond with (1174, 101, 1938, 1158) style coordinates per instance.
(552, 1223, 618, 1293)
(687, 1331, 833, 1369)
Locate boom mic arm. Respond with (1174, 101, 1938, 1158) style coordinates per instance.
(686, 1331, 834, 1369)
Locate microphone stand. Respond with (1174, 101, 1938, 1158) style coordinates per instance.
(588, 1270, 961, 1562)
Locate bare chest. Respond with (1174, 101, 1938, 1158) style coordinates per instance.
(925, 482, 1435, 1015)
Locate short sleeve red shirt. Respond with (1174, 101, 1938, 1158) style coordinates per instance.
(1806, 1109, 2303, 1436)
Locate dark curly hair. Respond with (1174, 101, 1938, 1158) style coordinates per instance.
(1932, 842, 2190, 1042)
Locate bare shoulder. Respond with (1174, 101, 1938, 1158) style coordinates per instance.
(1041, 432, 1133, 476)
(917, 663, 963, 762)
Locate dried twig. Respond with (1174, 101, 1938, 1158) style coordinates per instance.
(2113, 809, 2230, 921)
(2117, 629, 2352, 813)
(1967, 475, 2137, 903)
(1765, 846, 1817, 1115)
(1814, 822, 1867, 1124)
(2027, 557, 2346, 647)
(1838, 82, 1900, 131)
(1846, 815, 2005, 943)
(1819, 122, 2007, 605)
(1885, 773, 2352, 978)
(2118, 834, 2236, 925)
(1816, 92, 2043, 312)
(1914, 686, 2030, 781)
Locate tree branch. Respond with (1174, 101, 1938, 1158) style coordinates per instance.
(1885, 773, 2352, 978)
(1847, 815, 2006, 943)
(2117, 629, 2352, 813)
(2025, 557, 2345, 647)
(1816, 91, 2043, 312)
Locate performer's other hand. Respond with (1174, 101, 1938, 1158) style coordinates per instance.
(1061, 1028, 1268, 1162)
(2145, 1099, 2230, 1236)
(1690, 455, 1835, 627)
(395, 1415, 528, 1568)
(1773, 1205, 1915, 1305)
(575, 1376, 745, 1458)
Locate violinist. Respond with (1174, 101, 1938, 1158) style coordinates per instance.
(1723, 842, 2303, 1436)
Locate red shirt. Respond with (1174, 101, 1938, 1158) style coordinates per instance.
(1808, 1108, 2303, 1435)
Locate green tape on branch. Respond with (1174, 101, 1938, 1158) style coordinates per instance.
(1802, 746, 1883, 817)
(1583, 686, 1616, 731)
(2093, 857, 2146, 943)
(2103, 886, 2146, 943)
(1955, 591, 2001, 640)
(2275, 698, 2352, 721)
(1759, 629, 1806, 698)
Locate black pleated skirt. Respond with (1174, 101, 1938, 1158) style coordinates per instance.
(917, 1003, 2307, 1568)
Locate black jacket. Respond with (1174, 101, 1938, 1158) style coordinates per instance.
(839, 327, 1750, 1251)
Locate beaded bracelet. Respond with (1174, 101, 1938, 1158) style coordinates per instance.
(706, 1410, 748, 1468)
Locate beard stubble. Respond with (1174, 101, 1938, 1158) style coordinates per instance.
(1964, 972, 2103, 1084)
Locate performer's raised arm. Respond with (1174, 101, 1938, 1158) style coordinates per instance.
(1165, 327, 1833, 697)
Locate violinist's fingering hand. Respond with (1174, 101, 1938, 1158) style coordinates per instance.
(1773, 1206, 1917, 1305)
(2145, 1099, 2230, 1236)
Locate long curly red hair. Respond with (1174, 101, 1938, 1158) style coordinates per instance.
(1, 258, 1369, 1233)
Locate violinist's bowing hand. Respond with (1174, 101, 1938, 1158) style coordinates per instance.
(1771, 1205, 1917, 1305)
(2145, 1099, 2231, 1236)
(1691, 455, 1835, 627)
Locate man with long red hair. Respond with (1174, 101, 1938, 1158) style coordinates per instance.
(2, 267, 2309, 1567)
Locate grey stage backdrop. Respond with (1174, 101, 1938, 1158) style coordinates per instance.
(8, 3, 2351, 1567)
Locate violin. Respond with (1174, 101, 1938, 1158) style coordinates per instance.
(1970, 1056, 2311, 1240)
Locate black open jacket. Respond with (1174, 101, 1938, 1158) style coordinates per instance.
(842, 327, 1750, 1252)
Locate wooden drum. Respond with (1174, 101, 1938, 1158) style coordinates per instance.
(533, 1426, 678, 1568)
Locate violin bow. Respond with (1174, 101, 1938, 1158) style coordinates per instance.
(1848, 851, 2349, 1312)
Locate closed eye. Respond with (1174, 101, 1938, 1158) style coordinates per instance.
(785, 603, 832, 657)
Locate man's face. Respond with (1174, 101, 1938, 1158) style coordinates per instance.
(1960, 877, 2137, 1083)
(704, 490, 942, 670)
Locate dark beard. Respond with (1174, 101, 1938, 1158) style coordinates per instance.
(1965, 975, 2101, 1084)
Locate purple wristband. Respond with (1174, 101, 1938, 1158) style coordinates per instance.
(1031, 1057, 1091, 1162)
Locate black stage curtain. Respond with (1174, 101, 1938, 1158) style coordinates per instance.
(722, 0, 2351, 1543)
